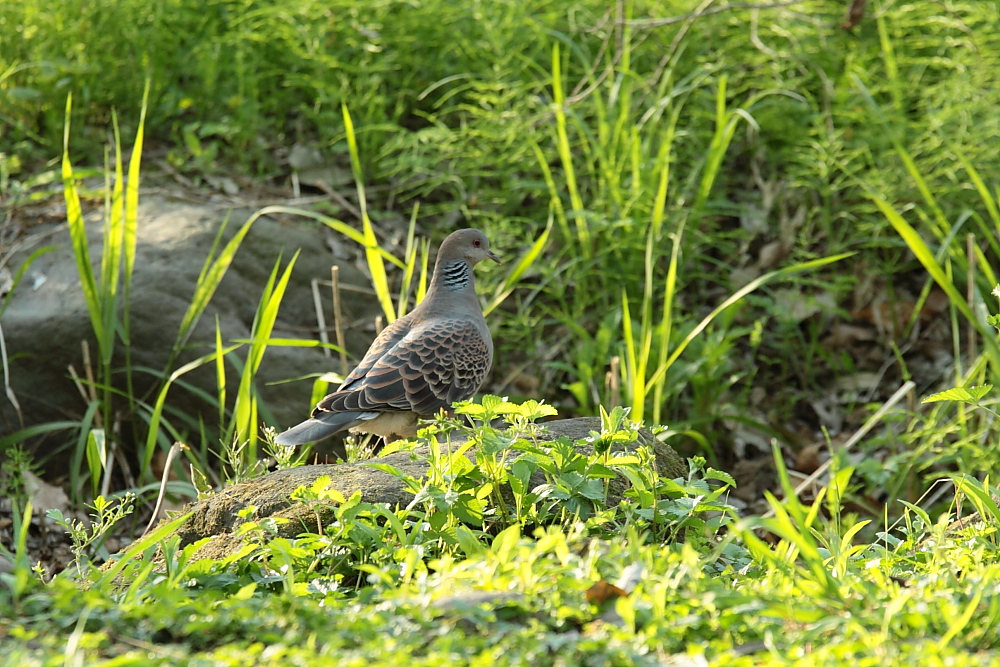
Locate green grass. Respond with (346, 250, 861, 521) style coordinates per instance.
(4, 1, 1000, 663)
(4, 0, 1000, 439)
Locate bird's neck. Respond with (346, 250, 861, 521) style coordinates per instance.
(430, 259, 474, 293)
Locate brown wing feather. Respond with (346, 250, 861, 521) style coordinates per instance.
(314, 318, 491, 417)
(337, 312, 415, 390)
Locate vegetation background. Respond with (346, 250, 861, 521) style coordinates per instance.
(3, 0, 1000, 664)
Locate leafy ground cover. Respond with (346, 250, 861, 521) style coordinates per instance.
(3, 0, 1000, 663)
(4, 405, 1000, 664)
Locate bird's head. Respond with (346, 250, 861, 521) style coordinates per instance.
(438, 228, 501, 266)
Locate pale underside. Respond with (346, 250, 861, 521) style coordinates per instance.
(347, 410, 421, 439)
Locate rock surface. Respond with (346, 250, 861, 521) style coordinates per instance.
(160, 417, 686, 561)
(2, 196, 383, 452)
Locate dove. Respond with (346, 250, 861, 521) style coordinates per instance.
(274, 228, 500, 453)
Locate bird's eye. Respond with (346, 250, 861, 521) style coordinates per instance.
(473, 239, 481, 247)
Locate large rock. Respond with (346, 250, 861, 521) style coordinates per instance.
(1, 195, 382, 458)
(155, 417, 687, 561)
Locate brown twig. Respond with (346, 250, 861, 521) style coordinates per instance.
(315, 179, 363, 222)
(841, 0, 867, 30)
(142, 442, 184, 537)
(331, 266, 348, 376)
(606, 356, 622, 409)
(317, 278, 377, 296)
(0, 320, 23, 428)
(311, 278, 331, 358)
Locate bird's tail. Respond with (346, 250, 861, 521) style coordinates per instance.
(273, 411, 376, 446)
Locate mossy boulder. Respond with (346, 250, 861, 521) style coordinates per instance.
(153, 417, 685, 562)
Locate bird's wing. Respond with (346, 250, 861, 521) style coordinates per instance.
(337, 313, 414, 391)
(314, 318, 491, 417)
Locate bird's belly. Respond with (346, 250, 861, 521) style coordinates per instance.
(348, 411, 421, 438)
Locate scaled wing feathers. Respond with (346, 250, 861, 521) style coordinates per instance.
(314, 318, 491, 418)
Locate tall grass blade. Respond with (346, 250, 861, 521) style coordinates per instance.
(233, 253, 299, 460)
(892, 142, 948, 240)
(123, 81, 148, 302)
(215, 317, 226, 428)
(397, 204, 420, 318)
(0, 422, 81, 454)
(692, 77, 756, 219)
(70, 401, 101, 502)
(957, 155, 1000, 260)
(142, 343, 242, 478)
(102, 112, 124, 364)
(174, 213, 252, 350)
(85, 428, 107, 499)
(484, 214, 553, 317)
(416, 238, 430, 303)
(343, 104, 395, 322)
(650, 104, 683, 243)
(251, 205, 402, 268)
(871, 195, 1000, 371)
(652, 213, 685, 424)
(530, 140, 571, 244)
(551, 43, 589, 258)
(620, 289, 645, 421)
(646, 254, 854, 401)
(62, 95, 103, 348)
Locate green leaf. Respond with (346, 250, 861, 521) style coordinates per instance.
(343, 103, 396, 323)
(85, 429, 107, 498)
(871, 194, 1000, 371)
(62, 95, 104, 352)
(456, 526, 484, 557)
(550, 42, 588, 257)
(491, 524, 521, 563)
(923, 385, 992, 404)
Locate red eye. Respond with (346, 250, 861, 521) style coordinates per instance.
(473, 239, 481, 247)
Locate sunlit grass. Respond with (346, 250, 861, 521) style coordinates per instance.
(3, 12, 1000, 666)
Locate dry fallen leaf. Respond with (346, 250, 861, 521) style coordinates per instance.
(585, 579, 628, 605)
(756, 240, 790, 271)
(795, 443, 824, 475)
(23, 471, 70, 514)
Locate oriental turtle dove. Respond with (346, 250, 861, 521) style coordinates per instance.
(275, 228, 500, 452)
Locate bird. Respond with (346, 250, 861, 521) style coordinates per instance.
(274, 228, 500, 456)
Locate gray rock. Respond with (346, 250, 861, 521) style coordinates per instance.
(1, 196, 382, 461)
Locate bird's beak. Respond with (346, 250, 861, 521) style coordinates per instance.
(488, 250, 501, 264)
